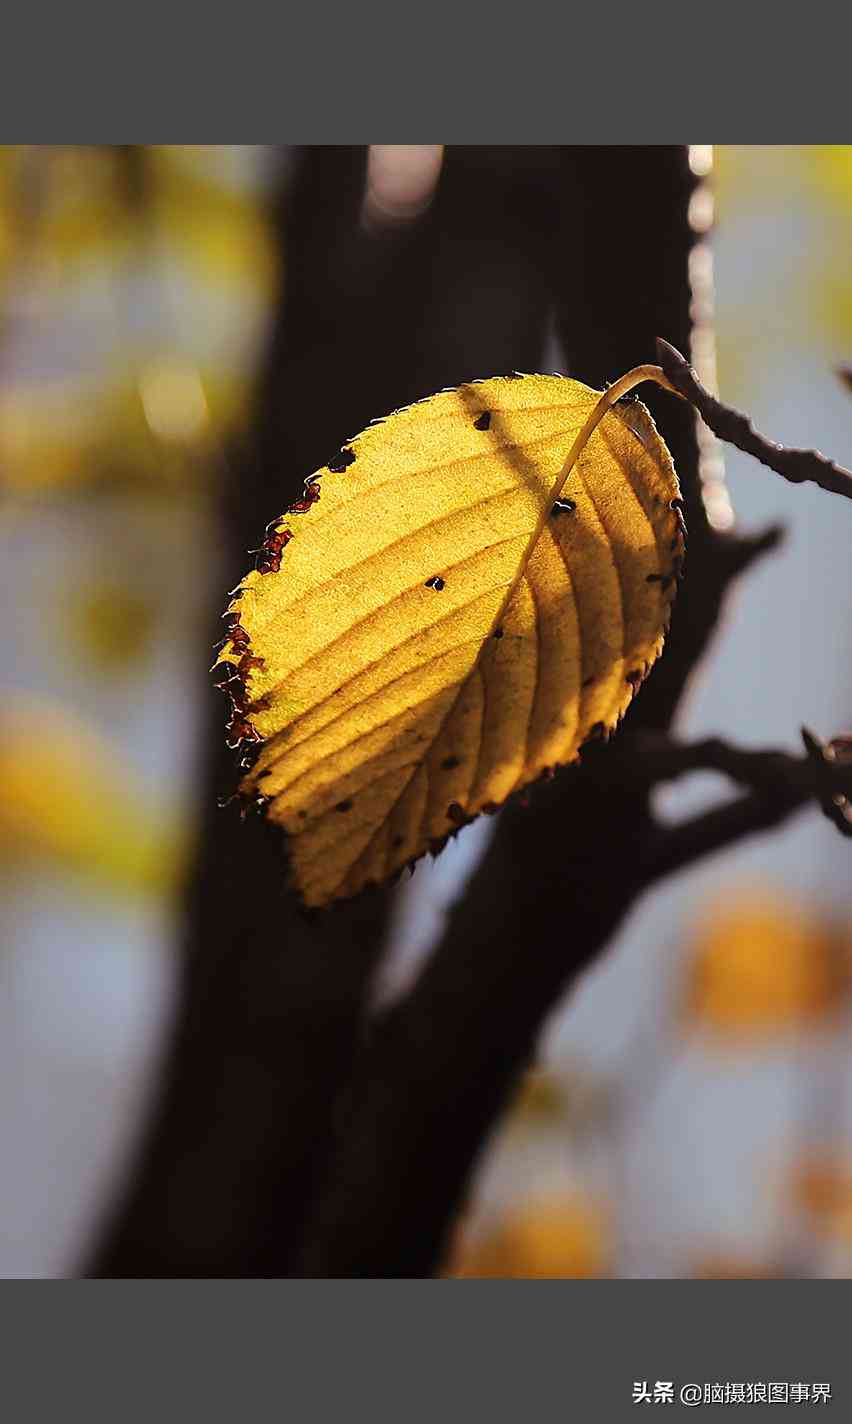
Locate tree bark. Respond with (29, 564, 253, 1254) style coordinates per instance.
(89, 145, 572, 1276)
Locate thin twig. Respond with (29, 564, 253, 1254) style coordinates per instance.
(613, 728, 852, 814)
(801, 726, 852, 836)
(656, 338, 852, 502)
(643, 788, 806, 885)
(628, 727, 852, 885)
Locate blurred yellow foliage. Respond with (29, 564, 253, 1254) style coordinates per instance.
(682, 890, 848, 1039)
(448, 1191, 611, 1279)
(18, 147, 135, 274)
(806, 146, 852, 214)
(507, 1068, 566, 1125)
(714, 146, 852, 377)
(0, 147, 21, 283)
(147, 146, 278, 294)
(61, 579, 159, 675)
(0, 699, 188, 898)
(814, 272, 852, 352)
(0, 145, 277, 495)
(505, 1064, 615, 1140)
(715, 145, 852, 223)
(0, 377, 224, 494)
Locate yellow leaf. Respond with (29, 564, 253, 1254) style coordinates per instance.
(220, 372, 683, 906)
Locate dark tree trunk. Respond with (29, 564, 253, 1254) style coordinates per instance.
(90, 146, 576, 1277)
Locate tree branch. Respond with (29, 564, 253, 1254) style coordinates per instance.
(295, 723, 850, 1277)
(636, 727, 852, 882)
(611, 728, 852, 803)
(644, 790, 804, 885)
(657, 338, 852, 502)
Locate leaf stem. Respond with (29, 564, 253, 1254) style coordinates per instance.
(548, 363, 681, 510)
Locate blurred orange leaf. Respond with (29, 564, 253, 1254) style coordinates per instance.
(792, 1161, 852, 1245)
(448, 1191, 611, 1279)
(683, 891, 848, 1038)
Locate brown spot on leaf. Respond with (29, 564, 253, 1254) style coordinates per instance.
(328, 448, 356, 473)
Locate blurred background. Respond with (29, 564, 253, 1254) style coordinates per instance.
(1, 145, 850, 1278)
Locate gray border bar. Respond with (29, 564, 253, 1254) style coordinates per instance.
(1, 1281, 847, 1420)
(1, 15, 849, 141)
